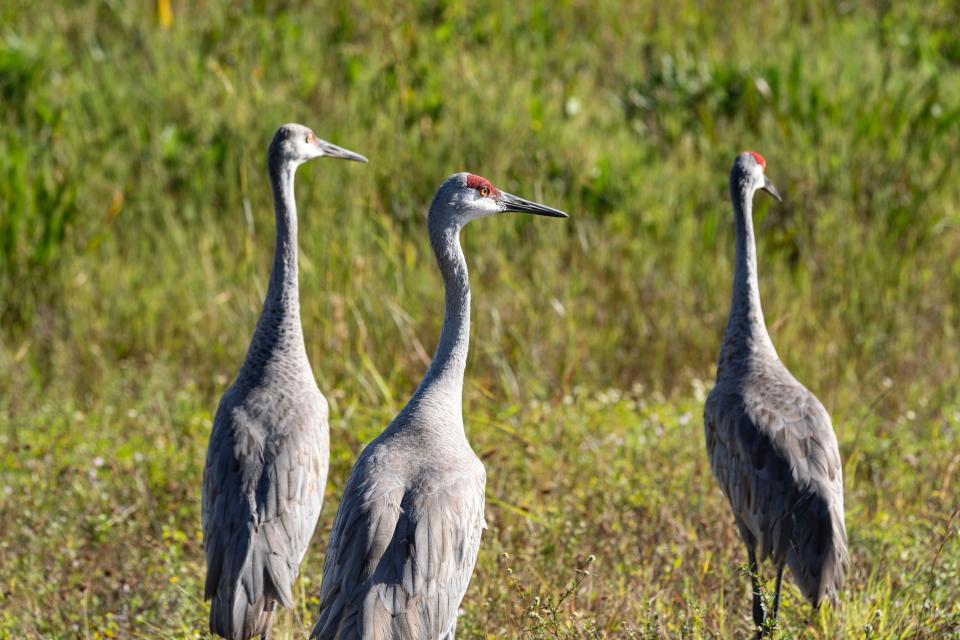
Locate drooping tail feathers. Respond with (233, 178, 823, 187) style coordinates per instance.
(207, 524, 293, 640)
(786, 490, 848, 608)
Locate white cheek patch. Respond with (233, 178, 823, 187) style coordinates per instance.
(462, 195, 501, 223)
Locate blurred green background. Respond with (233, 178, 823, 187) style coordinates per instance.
(1, 1, 958, 638)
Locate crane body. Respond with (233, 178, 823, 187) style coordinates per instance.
(311, 172, 567, 640)
(705, 152, 847, 635)
(202, 124, 367, 640)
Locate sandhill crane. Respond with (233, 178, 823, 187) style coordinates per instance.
(202, 124, 367, 640)
(704, 152, 848, 636)
(310, 172, 567, 640)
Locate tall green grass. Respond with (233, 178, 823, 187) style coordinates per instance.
(1, 1, 958, 638)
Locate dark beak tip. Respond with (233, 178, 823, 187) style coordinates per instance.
(500, 192, 568, 218)
(762, 178, 783, 203)
(338, 150, 368, 163)
(320, 141, 368, 163)
(515, 207, 569, 219)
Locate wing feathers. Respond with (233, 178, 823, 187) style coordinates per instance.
(203, 390, 327, 639)
(312, 452, 485, 640)
(705, 373, 847, 607)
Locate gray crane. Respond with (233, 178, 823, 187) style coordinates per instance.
(202, 124, 367, 640)
(310, 172, 567, 639)
(704, 152, 848, 636)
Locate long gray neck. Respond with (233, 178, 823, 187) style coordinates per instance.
(718, 178, 777, 375)
(399, 213, 470, 431)
(240, 159, 308, 376)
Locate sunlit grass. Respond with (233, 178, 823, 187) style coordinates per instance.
(2, 1, 959, 638)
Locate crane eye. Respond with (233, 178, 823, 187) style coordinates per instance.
(306, 132, 316, 144)
(479, 185, 490, 197)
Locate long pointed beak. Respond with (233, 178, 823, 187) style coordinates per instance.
(762, 176, 782, 202)
(319, 139, 368, 163)
(499, 191, 568, 218)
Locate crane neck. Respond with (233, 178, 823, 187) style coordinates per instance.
(397, 211, 470, 435)
(241, 158, 308, 375)
(266, 160, 301, 308)
(718, 179, 777, 376)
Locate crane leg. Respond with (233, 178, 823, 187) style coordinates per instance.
(735, 519, 765, 632)
(770, 563, 785, 624)
(734, 516, 763, 637)
(746, 545, 764, 630)
(261, 598, 276, 640)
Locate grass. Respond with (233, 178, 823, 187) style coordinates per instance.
(1, 1, 959, 638)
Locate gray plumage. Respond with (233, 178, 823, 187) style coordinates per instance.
(311, 173, 567, 640)
(704, 152, 848, 631)
(202, 124, 367, 640)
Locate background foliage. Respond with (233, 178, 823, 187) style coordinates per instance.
(1, 1, 959, 638)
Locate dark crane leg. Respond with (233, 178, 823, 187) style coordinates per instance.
(736, 519, 765, 631)
(770, 563, 785, 624)
(261, 598, 276, 640)
(746, 545, 764, 630)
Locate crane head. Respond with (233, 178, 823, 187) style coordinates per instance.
(735, 151, 782, 202)
(269, 123, 368, 167)
(431, 172, 568, 228)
